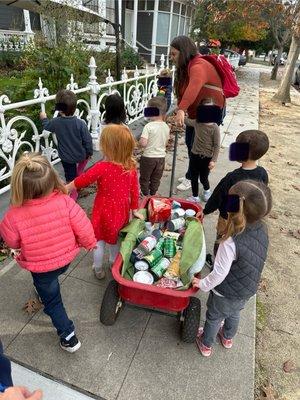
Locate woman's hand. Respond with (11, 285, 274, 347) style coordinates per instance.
(192, 277, 201, 289)
(133, 210, 145, 220)
(174, 109, 185, 126)
(208, 161, 215, 170)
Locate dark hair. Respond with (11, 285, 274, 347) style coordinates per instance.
(55, 89, 77, 116)
(236, 130, 269, 160)
(170, 35, 198, 96)
(104, 94, 127, 125)
(148, 96, 167, 114)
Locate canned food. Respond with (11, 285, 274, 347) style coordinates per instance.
(167, 217, 185, 232)
(143, 248, 163, 268)
(164, 237, 177, 258)
(134, 260, 149, 272)
(174, 208, 185, 218)
(156, 237, 165, 252)
(133, 271, 154, 285)
(151, 257, 170, 279)
(139, 235, 157, 253)
(185, 209, 196, 217)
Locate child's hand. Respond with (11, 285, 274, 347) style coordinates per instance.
(40, 112, 47, 120)
(192, 277, 201, 288)
(133, 210, 145, 220)
(208, 161, 215, 170)
(65, 182, 74, 193)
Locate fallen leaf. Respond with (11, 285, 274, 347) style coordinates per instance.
(288, 229, 300, 240)
(23, 298, 43, 314)
(269, 159, 275, 163)
(287, 161, 296, 166)
(283, 360, 296, 373)
(292, 185, 300, 192)
(260, 382, 277, 399)
(283, 211, 292, 217)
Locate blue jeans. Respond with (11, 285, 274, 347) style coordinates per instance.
(0, 340, 13, 391)
(31, 265, 74, 339)
(202, 291, 247, 347)
(61, 161, 77, 183)
(185, 125, 195, 180)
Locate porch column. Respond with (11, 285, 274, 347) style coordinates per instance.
(167, 0, 174, 62)
(23, 10, 33, 43)
(118, 0, 122, 25)
(132, 0, 138, 50)
(151, 0, 159, 64)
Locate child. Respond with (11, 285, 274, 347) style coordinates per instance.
(0, 153, 96, 353)
(185, 98, 221, 203)
(104, 93, 127, 125)
(157, 69, 173, 111)
(66, 125, 144, 280)
(139, 97, 170, 196)
(203, 129, 269, 256)
(193, 180, 272, 357)
(40, 89, 93, 201)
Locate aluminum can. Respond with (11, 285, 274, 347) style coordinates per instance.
(133, 271, 154, 285)
(134, 260, 149, 272)
(151, 257, 170, 279)
(167, 217, 185, 232)
(163, 237, 177, 258)
(142, 248, 163, 268)
(139, 235, 157, 253)
(156, 237, 165, 252)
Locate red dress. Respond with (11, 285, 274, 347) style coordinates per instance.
(74, 161, 139, 244)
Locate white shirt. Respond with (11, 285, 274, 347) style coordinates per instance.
(140, 121, 170, 158)
(200, 237, 236, 295)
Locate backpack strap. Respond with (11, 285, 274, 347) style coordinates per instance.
(203, 84, 223, 92)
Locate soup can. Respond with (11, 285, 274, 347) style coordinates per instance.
(167, 217, 185, 232)
(151, 257, 170, 279)
(156, 237, 165, 252)
(134, 260, 149, 273)
(143, 248, 163, 268)
(163, 237, 177, 258)
(133, 271, 154, 285)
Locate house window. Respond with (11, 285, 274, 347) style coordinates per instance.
(158, 0, 171, 12)
(184, 18, 190, 35)
(138, 0, 146, 10)
(156, 12, 170, 45)
(170, 14, 179, 39)
(82, 0, 99, 33)
(146, 0, 155, 10)
(173, 2, 180, 14)
(83, 0, 98, 13)
(186, 6, 192, 17)
(181, 4, 186, 15)
(125, 0, 134, 10)
(179, 16, 185, 34)
(106, 1, 115, 35)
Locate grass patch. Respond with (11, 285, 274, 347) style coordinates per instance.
(256, 297, 267, 331)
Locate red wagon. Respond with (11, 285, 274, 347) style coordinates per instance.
(100, 197, 203, 343)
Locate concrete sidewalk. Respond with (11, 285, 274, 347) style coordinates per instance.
(0, 66, 260, 400)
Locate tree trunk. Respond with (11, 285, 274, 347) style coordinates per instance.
(272, 35, 300, 104)
(271, 46, 283, 80)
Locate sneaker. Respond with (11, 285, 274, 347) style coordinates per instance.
(196, 327, 212, 357)
(202, 189, 211, 202)
(177, 176, 185, 183)
(60, 335, 81, 353)
(186, 196, 200, 203)
(92, 265, 106, 280)
(177, 178, 191, 191)
(218, 327, 233, 349)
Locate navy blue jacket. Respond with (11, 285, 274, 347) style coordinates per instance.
(0, 340, 13, 392)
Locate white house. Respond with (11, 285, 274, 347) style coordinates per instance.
(0, 0, 195, 63)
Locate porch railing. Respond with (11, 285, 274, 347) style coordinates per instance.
(0, 54, 174, 195)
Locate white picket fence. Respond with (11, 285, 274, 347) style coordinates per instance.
(0, 54, 175, 195)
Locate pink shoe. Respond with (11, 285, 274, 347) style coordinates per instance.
(218, 328, 233, 349)
(196, 327, 212, 357)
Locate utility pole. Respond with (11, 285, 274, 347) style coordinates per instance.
(114, 0, 121, 81)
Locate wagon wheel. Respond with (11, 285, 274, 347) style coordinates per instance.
(180, 297, 201, 343)
(100, 280, 123, 326)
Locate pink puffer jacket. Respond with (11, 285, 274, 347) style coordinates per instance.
(0, 191, 97, 273)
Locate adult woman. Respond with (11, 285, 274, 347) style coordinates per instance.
(170, 36, 225, 191)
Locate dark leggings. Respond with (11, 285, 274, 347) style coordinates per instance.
(190, 153, 211, 196)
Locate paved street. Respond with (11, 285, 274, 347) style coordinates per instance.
(0, 65, 261, 400)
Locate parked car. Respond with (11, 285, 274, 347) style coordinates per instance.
(238, 53, 247, 66)
(271, 53, 286, 66)
(294, 65, 300, 86)
(222, 49, 240, 70)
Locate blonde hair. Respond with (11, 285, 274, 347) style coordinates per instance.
(11, 152, 67, 206)
(222, 180, 272, 241)
(100, 124, 136, 170)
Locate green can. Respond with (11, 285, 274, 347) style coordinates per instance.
(151, 257, 170, 279)
(164, 237, 177, 258)
(156, 237, 165, 252)
(143, 249, 163, 268)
